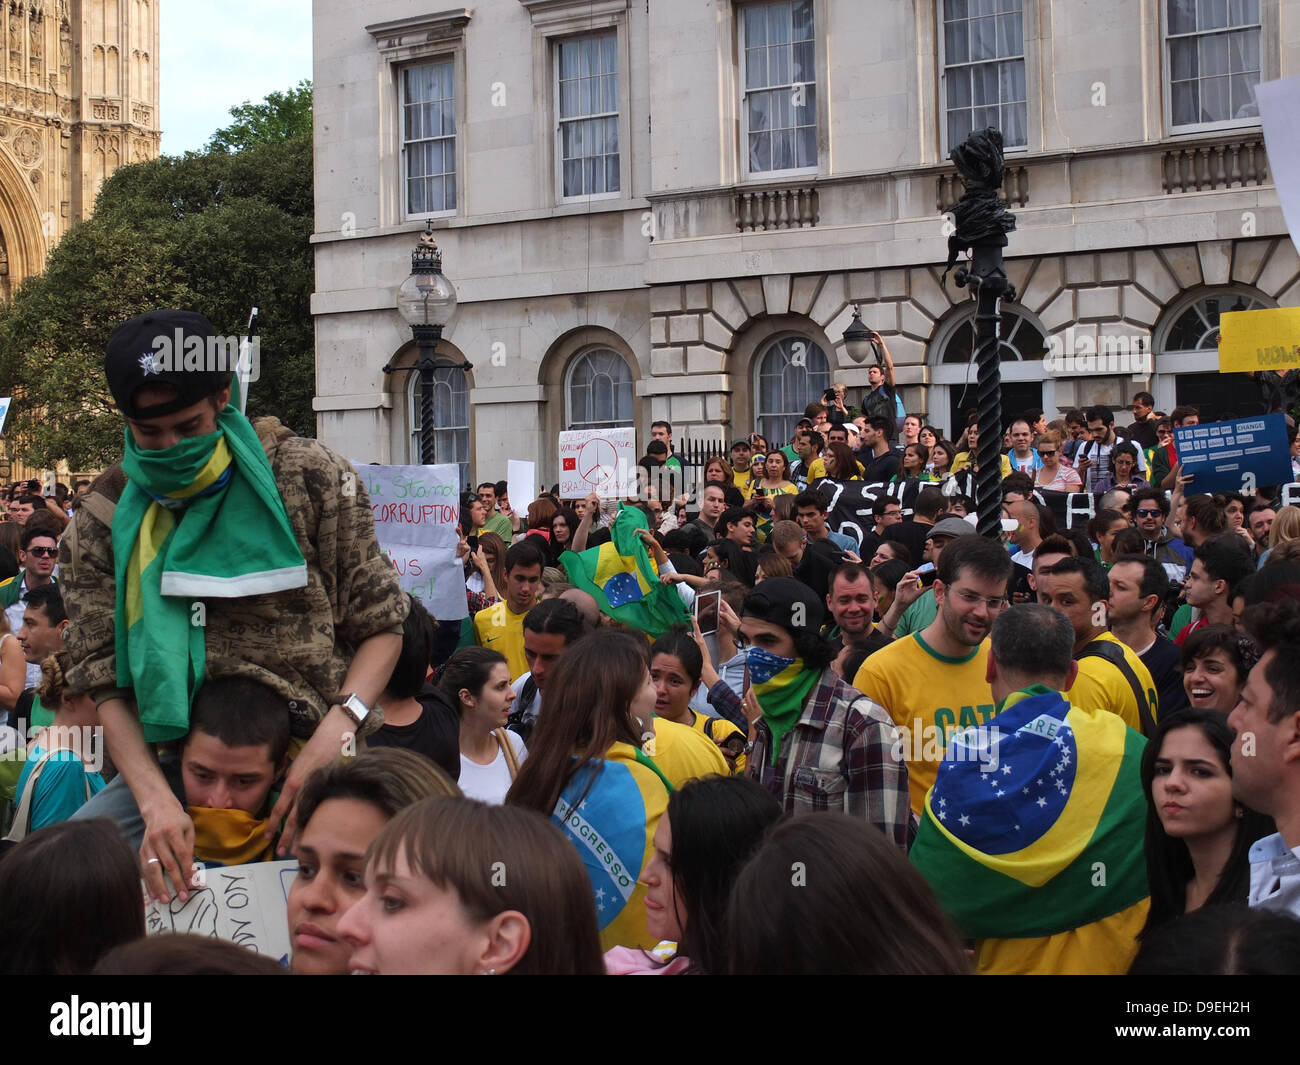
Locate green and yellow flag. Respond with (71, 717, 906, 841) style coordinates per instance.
(560, 504, 690, 638)
(909, 685, 1148, 939)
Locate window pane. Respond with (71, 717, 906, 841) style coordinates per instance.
(606, 155, 620, 192)
(749, 130, 772, 173)
(947, 70, 972, 108)
(1199, 0, 1229, 29)
(1229, 28, 1259, 72)
(945, 0, 969, 19)
(1168, 0, 1197, 34)
(792, 0, 814, 39)
(996, 12, 1023, 55)
(1200, 74, 1229, 120)
(746, 5, 767, 47)
(793, 39, 814, 82)
(975, 61, 1000, 104)
(601, 32, 616, 72)
(563, 159, 582, 197)
(948, 111, 970, 148)
(560, 39, 578, 77)
(945, 19, 969, 63)
(797, 122, 817, 167)
(1171, 80, 1198, 125)
(970, 15, 996, 61)
(1170, 37, 1197, 79)
(1228, 0, 1259, 23)
(771, 38, 792, 85)
(768, 4, 791, 47)
(745, 46, 767, 90)
(1199, 34, 1229, 76)
(1002, 102, 1027, 146)
(749, 90, 771, 132)
(1001, 59, 1026, 102)
(1230, 73, 1258, 117)
(971, 0, 998, 14)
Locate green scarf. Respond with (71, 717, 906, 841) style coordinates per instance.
(747, 647, 820, 765)
(113, 406, 307, 742)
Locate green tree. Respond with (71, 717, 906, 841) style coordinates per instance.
(205, 79, 313, 154)
(0, 131, 314, 470)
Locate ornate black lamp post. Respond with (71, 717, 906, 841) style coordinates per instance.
(944, 128, 1017, 540)
(386, 220, 465, 465)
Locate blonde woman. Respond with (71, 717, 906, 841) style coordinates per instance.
(0, 609, 25, 717)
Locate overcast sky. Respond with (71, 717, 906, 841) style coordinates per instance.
(160, 0, 313, 155)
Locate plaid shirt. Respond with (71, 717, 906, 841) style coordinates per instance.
(747, 668, 911, 851)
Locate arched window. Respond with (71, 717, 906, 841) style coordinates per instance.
(754, 335, 829, 447)
(408, 365, 470, 486)
(1153, 288, 1275, 421)
(938, 308, 1046, 364)
(1160, 290, 1268, 352)
(929, 305, 1048, 438)
(566, 347, 633, 430)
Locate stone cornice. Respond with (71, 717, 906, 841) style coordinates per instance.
(366, 9, 472, 53)
(518, 0, 627, 25)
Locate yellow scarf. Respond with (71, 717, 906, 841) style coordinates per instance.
(189, 805, 274, 866)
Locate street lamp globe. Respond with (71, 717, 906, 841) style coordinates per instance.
(396, 222, 458, 329)
(842, 305, 877, 364)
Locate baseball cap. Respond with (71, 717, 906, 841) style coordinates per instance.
(105, 310, 234, 420)
(741, 577, 825, 634)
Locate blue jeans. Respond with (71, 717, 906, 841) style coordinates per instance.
(71, 758, 185, 852)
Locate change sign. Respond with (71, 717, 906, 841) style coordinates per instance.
(1175, 414, 1293, 496)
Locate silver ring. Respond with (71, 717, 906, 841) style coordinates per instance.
(146, 858, 161, 865)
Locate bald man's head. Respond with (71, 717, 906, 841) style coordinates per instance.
(559, 588, 601, 632)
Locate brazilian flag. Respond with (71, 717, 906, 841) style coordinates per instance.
(909, 685, 1148, 939)
(560, 504, 690, 638)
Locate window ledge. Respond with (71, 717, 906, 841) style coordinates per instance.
(520, 0, 628, 25)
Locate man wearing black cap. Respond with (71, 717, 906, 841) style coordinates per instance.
(62, 310, 407, 903)
(740, 577, 910, 849)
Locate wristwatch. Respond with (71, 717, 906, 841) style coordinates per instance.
(335, 692, 371, 730)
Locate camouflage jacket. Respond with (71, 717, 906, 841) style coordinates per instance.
(60, 417, 407, 739)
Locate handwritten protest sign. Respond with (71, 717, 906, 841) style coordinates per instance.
(507, 459, 536, 512)
(144, 860, 297, 962)
(1175, 414, 1293, 496)
(1219, 307, 1300, 374)
(559, 428, 636, 499)
(354, 462, 467, 620)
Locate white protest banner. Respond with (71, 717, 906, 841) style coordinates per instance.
(1259, 75, 1300, 258)
(144, 859, 297, 962)
(354, 462, 468, 620)
(0, 397, 10, 438)
(507, 459, 536, 512)
(559, 427, 636, 500)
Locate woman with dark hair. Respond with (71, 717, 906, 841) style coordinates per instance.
(287, 747, 460, 974)
(754, 450, 796, 496)
(869, 540, 911, 568)
(506, 630, 672, 950)
(1141, 710, 1275, 936)
(338, 796, 604, 974)
(650, 630, 746, 773)
(870, 559, 911, 619)
(441, 646, 524, 804)
(1088, 507, 1133, 569)
(0, 819, 145, 974)
(1096, 440, 1146, 492)
(724, 813, 969, 975)
(824, 442, 863, 482)
(753, 547, 792, 582)
(96, 934, 289, 975)
(607, 775, 781, 974)
(1181, 624, 1260, 714)
(919, 425, 940, 449)
(927, 439, 957, 480)
(892, 443, 932, 483)
(466, 529, 508, 611)
(549, 506, 581, 564)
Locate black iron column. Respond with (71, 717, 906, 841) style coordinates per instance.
(944, 128, 1017, 541)
(413, 324, 441, 465)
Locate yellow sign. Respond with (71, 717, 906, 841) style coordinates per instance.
(1218, 307, 1300, 373)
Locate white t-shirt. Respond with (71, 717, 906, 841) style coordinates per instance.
(458, 731, 528, 805)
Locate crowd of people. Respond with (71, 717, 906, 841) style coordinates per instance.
(3, 309, 1300, 977)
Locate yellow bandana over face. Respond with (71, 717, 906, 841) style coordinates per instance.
(189, 805, 274, 867)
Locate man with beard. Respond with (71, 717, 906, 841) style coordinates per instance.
(853, 536, 1014, 816)
(824, 563, 892, 662)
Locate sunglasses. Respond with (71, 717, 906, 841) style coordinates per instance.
(27, 546, 57, 558)
(1136, 508, 1162, 517)
(1039, 450, 1057, 457)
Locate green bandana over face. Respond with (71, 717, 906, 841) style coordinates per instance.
(112, 406, 307, 742)
(746, 646, 819, 765)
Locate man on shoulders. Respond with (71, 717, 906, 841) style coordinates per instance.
(61, 309, 407, 902)
(1006, 419, 1042, 476)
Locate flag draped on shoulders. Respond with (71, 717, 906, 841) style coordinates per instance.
(909, 685, 1148, 940)
(560, 503, 691, 638)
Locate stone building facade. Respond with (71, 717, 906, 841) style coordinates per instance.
(311, 0, 1294, 489)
